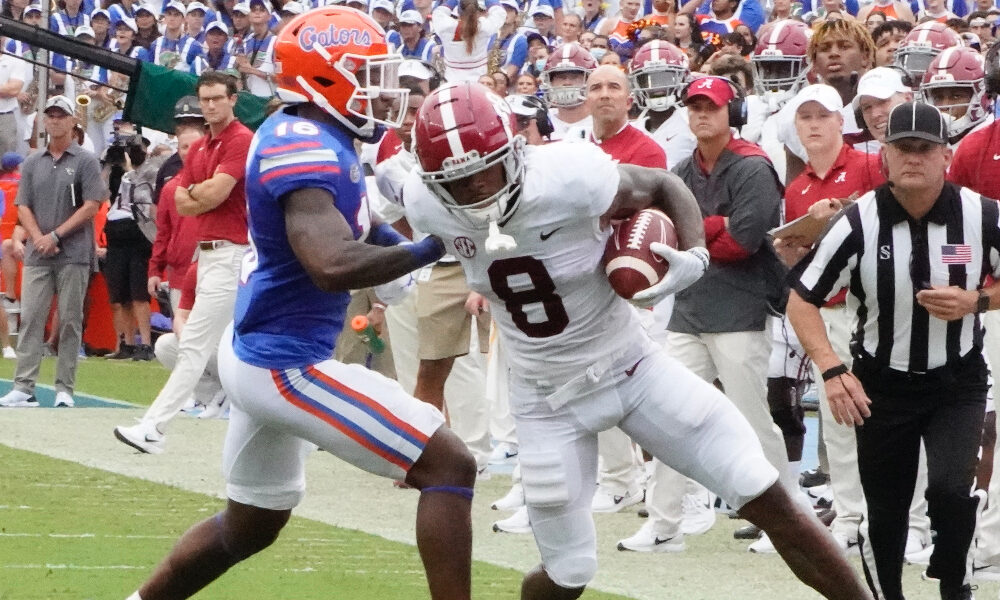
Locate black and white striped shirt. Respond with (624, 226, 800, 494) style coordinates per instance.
(792, 183, 1000, 373)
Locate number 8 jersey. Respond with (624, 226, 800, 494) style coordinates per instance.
(405, 141, 653, 384)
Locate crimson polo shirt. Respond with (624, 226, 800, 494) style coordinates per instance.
(784, 144, 885, 222)
(591, 122, 667, 169)
(174, 118, 252, 245)
(948, 120, 1000, 199)
(785, 143, 884, 306)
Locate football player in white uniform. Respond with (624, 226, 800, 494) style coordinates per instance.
(628, 39, 697, 171)
(405, 81, 873, 600)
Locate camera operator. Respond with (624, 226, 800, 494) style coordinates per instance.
(101, 125, 161, 361)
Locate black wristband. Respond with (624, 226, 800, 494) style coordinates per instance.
(822, 364, 849, 381)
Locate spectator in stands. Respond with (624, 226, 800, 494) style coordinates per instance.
(149, 1, 204, 72)
(111, 17, 150, 60)
(858, 0, 916, 22)
(370, 0, 395, 30)
(135, 0, 160, 51)
(580, 30, 597, 49)
(396, 8, 437, 61)
(768, 0, 795, 21)
(561, 12, 584, 45)
(673, 13, 708, 65)
(0, 96, 108, 409)
(275, 1, 303, 33)
(236, 0, 276, 97)
(477, 73, 497, 91)
(589, 33, 611, 61)
(185, 1, 210, 43)
(0, 39, 27, 157)
(90, 9, 112, 48)
(532, 4, 559, 47)
(493, 0, 527, 82)
(200, 21, 239, 74)
(432, 0, 506, 83)
(516, 72, 539, 94)
(230, 2, 252, 46)
(114, 72, 252, 453)
(50, 0, 91, 36)
(2, 0, 29, 21)
(526, 35, 551, 77)
(581, 0, 607, 32)
(865, 10, 887, 31)
(492, 70, 511, 94)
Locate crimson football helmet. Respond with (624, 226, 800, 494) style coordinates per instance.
(628, 40, 690, 112)
(273, 6, 408, 137)
(414, 82, 525, 227)
(751, 19, 810, 113)
(540, 42, 597, 108)
(921, 46, 991, 141)
(894, 21, 963, 86)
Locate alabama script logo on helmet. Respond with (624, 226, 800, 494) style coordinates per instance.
(297, 24, 373, 50)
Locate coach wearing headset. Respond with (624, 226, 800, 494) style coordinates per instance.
(789, 102, 996, 600)
(666, 75, 799, 552)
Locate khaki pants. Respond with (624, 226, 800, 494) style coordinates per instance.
(141, 243, 245, 430)
(14, 263, 90, 395)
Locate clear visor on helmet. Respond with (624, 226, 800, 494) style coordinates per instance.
(340, 52, 410, 130)
(921, 81, 986, 137)
(630, 65, 686, 110)
(894, 47, 937, 82)
(540, 68, 588, 107)
(418, 137, 526, 228)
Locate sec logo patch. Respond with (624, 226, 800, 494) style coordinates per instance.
(453, 236, 476, 258)
(350, 164, 361, 183)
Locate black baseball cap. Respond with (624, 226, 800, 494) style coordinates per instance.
(885, 101, 948, 145)
(174, 95, 203, 120)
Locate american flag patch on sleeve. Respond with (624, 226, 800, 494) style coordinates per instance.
(941, 244, 973, 264)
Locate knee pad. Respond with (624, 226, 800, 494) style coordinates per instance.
(520, 451, 570, 508)
(531, 508, 598, 589)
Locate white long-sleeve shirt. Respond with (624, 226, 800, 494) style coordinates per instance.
(431, 4, 506, 83)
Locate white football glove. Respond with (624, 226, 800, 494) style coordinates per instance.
(373, 273, 416, 306)
(629, 244, 710, 309)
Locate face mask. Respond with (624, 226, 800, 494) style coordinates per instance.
(590, 47, 606, 61)
(534, 58, 547, 71)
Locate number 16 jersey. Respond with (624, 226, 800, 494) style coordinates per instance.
(405, 141, 652, 384)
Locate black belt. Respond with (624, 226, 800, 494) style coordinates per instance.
(0, 110, 13, 115)
(198, 240, 231, 251)
(435, 261, 462, 267)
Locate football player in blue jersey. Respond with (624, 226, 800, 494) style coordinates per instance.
(122, 8, 477, 600)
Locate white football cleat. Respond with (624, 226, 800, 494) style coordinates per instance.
(591, 485, 643, 513)
(617, 521, 685, 553)
(492, 506, 531, 534)
(491, 483, 525, 511)
(54, 391, 74, 408)
(488, 442, 518, 465)
(749, 532, 778, 554)
(680, 489, 716, 536)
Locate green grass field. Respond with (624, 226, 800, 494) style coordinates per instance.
(2, 357, 997, 600)
(0, 443, 627, 600)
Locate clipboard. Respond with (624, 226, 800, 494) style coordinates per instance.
(769, 192, 859, 245)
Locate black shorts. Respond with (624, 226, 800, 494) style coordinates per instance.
(103, 220, 152, 304)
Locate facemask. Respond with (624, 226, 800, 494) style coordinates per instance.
(534, 58, 547, 71)
(590, 47, 607, 61)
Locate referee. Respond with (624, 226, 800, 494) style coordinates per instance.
(788, 102, 997, 600)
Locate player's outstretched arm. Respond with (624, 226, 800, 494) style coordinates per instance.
(285, 188, 445, 293)
(602, 165, 706, 251)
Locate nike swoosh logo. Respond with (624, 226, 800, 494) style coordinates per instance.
(994, 154, 1000, 160)
(654, 536, 677, 545)
(540, 227, 562, 241)
(625, 358, 644, 377)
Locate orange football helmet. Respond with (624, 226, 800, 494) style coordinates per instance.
(273, 6, 408, 136)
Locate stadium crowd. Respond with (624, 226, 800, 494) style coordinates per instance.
(4, 0, 1000, 597)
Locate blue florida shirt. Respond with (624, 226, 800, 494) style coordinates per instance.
(234, 108, 372, 369)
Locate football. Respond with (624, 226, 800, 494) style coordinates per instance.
(603, 209, 679, 299)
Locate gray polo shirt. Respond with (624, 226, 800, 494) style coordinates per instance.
(16, 142, 108, 266)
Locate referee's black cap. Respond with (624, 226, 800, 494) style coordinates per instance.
(885, 101, 948, 145)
